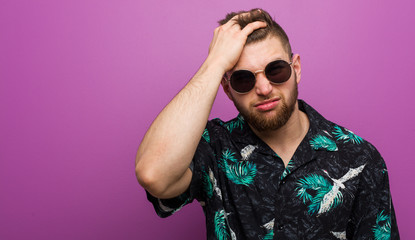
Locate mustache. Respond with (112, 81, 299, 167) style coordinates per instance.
(251, 94, 284, 105)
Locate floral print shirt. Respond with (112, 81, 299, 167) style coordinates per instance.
(146, 100, 399, 239)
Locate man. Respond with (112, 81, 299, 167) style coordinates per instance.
(135, 9, 399, 239)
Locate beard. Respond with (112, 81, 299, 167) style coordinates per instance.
(233, 81, 298, 132)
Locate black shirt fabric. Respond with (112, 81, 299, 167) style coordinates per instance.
(146, 100, 399, 239)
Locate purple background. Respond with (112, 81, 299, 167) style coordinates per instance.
(1, 0, 414, 239)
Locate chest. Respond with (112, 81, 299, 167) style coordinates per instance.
(202, 147, 366, 239)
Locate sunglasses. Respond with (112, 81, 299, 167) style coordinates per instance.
(228, 60, 292, 94)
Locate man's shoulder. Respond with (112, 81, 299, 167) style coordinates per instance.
(320, 115, 378, 151)
(302, 100, 383, 165)
(201, 115, 254, 147)
(207, 115, 246, 134)
(324, 121, 375, 151)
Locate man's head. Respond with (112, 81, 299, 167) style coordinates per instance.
(219, 9, 301, 133)
(218, 8, 292, 57)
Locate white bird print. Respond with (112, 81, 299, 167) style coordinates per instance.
(209, 168, 222, 200)
(322, 130, 333, 137)
(229, 227, 237, 240)
(319, 165, 366, 214)
(263, 218, 275, 230)
(223, 211, 237, 240)
(241, 145, 257, 161)
(331, 231, 346, 239)
(158, 198, 175, 212)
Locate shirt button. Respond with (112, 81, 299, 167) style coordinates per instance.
(278, 224, 285, 230)
(281, 180, 286, 185)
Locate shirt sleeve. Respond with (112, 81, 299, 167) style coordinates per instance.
(145, 124, 215, 218)
(347, 145, 399, 239)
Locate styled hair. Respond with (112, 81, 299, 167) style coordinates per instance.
(218, 8, 292, 56)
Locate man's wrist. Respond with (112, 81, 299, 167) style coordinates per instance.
(194, 58, 227, 84)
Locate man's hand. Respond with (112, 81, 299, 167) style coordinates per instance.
(206, 13, 267, 73)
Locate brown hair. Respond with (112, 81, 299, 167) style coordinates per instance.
(218, 8, 292, 56)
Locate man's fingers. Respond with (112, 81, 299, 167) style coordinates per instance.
(221, 12, 251, 30)
(241, 21, 267, 36)
(207, 12, 267, 70)
(209, 27, 220, 52)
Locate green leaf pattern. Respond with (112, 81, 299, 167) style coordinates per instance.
(263, 230, 274, 240)
(202, 128, 210, 143)
(218, 149, 257, 186)
(296, 165, 365, 215)
(373, 210, 391, 240)
(225, 115, 244, 133)
(332, 125, 363, 144)
(214, 210, 230, 240)
(296, 174, 334, 215)
(310, 135, 338, 151)
(281, 160, 295, 180)
(202, 168, 213, 199)
(214, 210, 236, 240)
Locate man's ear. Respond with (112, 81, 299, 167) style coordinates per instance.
(292, 54, 301, 85)
(221, 74, 234, 101)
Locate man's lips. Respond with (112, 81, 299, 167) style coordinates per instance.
(254, 98, 280, 111)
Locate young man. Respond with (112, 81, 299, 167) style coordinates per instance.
(135, 9, 399, 239)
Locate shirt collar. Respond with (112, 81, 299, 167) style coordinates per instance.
(229, 99, 336, 154)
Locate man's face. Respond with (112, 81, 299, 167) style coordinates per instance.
(223, 36, 301, 132)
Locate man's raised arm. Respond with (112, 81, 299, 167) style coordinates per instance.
(135, 15, 266, 199)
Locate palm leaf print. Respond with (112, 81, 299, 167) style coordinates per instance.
(296, 174, 343, 215)
(224, 161, 257, 186)
(202, 128, 210, 143)
(310, 135, 338, 151)
(281, 160, 295, 180)
(263, 230, 274, 240)
(332, 126, 349, 141)
(221, 149, 237, 163)
(332, 125, 363, 144)
(214, 210, 230, 240)
(373, 210, 391, 240)
(296, 174, 332, 204)
(225, 115, 244, 133)
(218, 149, 257, 186)
(310, 184, 343, 215)
(217, 150, 234, 170)
(297, 165, 366, 216)
(346, 129, 363, 144)
(202, 169, 213, 199)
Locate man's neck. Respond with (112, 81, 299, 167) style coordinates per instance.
(250, 101, 310, 166)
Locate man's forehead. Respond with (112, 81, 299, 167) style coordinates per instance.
(232, 36, 289, 71)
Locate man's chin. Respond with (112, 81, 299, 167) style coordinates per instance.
(244, 104, 294, 132)
(245, 114, 282, 132)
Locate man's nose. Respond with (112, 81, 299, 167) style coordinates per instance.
(254, 72, 273, 96)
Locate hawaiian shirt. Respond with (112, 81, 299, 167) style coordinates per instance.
(146, 100, 399, 240)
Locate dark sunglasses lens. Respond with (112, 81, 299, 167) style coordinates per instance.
(265, 60, 292, 84)
(230, 70, 256, 93)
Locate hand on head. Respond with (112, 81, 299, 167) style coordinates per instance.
(206, 11, 267, 74)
